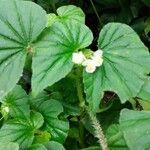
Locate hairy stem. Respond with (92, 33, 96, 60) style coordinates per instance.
(88, 110, 109, 150)
(89, 0, 103, 27)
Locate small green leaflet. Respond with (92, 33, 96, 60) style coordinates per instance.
(1, 85, 30, 119)
(106, 124, 128, 149)
(28, 141, 65, 150)
(32, 20, 93, 95)
(30, 93, 69, 143)
(28, 144, 47, 150)
(57, 5, 85, 23)
(44, 141, 65, 150)
(83, 23, 150, 112)
(0, 112, 44, 149)
(0, 0, 47, 100)
(119, 109, 150, 150)
(47, 5, 85, 27)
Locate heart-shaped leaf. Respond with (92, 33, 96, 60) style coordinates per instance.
(119, 109, 150, 150)
(0, 112, 44, 149)
(1, 85, 30, 119)
(0, 0, 47, 100)
(30, 93, 69, 143)
(83, 23, 150, 112)
(32, 20, 93, 95)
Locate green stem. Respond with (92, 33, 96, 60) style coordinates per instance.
(129, 98, 136, 110)
(75, 68, 85, 108)
(89, 0, 103, 27)
(74, 67, 86, 147)
(79, 121, 85, 148)
(88, 110, 109, 150)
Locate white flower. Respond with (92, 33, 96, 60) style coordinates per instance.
(72, 51, 85, 64)
(92, 49, 103, 67)
(92, 56, 103, 67)
(3, 106, 9, 113)
(84, 59, 97, 73)
(83, 49, 104, 73)
(93, 49, 103, 58)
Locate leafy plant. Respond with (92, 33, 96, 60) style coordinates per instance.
(0, 0, 149, 149)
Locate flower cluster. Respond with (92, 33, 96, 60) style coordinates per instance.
(72, 50, 103, 73)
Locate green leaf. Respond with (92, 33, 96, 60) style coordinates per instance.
(30, 94, 69, 143)
(0, 0, 47, 100)
(138, 77, 150, 101)
(57, 5, 85, 23)
(0, 120, 34, 149)
(37, 100, 69, 143)
(28, 144, 47, 150)
(119, 109, 150, 150)
(49, 77, 81, 116)
(47, 13, 57, 27)
(44, 141, 65, 150)
(0, 142, 19, 150)
(30, 112, 44, 129)
(106, 124, 128, 150)
(29, 91, 50, 108)
(2, 85, 30, 119)
(0, 112, 43, 149)
(83, 69, 104, 111)
(142, 0, 150, 6)
(83, 23, 150, 112)
(47, 5, 85, 27)
(81, 146, 100, 150)
(34, 131, 51, 144)
(32, 20, 93, 95)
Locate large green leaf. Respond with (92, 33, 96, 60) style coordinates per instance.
(0, 112, 44, 149)
(83, 23, 150, 112)
(30, 94, 69, 143)
(32, 20, 93, 95)
(119, 109, 150, 150)
(0, 142, 19, 150)
(0, 0, 47, 100)
(1, 85, 30, 119)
